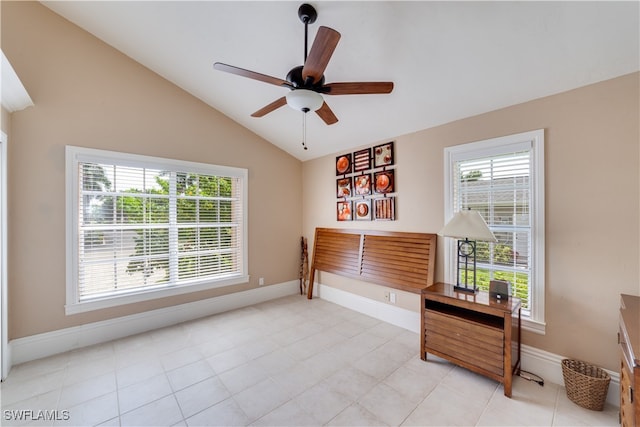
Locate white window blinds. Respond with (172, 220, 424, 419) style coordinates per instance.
(67, 147, 248, 313)
(454, 150, 532, 312)
(445, 130, 545, 328)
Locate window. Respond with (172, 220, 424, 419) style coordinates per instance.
(444, 130, 545, 333)
(66, 146, 248, 314)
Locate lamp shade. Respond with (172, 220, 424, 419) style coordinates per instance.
(286, 89, 323, 112)
(439, 209, 497, 242)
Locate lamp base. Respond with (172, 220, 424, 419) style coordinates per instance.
(454, 285, 477, 294)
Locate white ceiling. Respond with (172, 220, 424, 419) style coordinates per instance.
(41, 1, 639, 161)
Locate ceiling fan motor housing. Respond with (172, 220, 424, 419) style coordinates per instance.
(286, 65, 325, 89)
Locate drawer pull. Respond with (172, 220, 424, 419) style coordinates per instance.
(630, 386, 634, 403)
(619, 332, 627, 346)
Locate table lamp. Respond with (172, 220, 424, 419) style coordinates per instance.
(440, 209, 497, 293)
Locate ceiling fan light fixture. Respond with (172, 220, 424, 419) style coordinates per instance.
(286, 89, 323, 112)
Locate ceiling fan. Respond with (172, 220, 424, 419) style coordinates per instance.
(213, 3, 394, 126)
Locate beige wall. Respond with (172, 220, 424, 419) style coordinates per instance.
(2, 2, 302, 339)
(303, 72, 640, 372)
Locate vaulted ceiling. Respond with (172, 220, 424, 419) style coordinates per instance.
(41, 1, 639, 161)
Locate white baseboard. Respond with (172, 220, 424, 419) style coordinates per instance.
(9, 281, 299, 367)
(2, 340, 11, 381)
(317, 283, 420, 333)
(315, 283, 620, 406)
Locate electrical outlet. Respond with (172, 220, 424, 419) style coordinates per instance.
(258, 277, 264, 286)
(390, 292, 396, 304)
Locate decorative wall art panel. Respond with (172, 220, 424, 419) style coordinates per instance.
(335, 141, 396, 221)
(337, 201, 353, 221)
(373, 142, 394, 168)
(374, 170, 394, 194)
(354, 174, 372, 196)
(337, 177, 352, 198)
(353, 148, 372, 172)
(355, 199, 372, 221)
(336, 153, 352, 175)
(374, 197, 395, 220)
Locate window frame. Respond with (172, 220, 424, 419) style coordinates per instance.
(65, 146, 249, 315)
(444, 129, 545, 334)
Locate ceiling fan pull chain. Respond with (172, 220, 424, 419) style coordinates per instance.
(301, 110, 308, 150)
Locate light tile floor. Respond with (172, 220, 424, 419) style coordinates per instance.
(1, 295, 619, 426)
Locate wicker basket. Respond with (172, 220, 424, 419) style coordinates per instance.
(561, 358, 610, 411)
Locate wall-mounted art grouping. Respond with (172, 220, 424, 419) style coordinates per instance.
(336, 141, 396, 221)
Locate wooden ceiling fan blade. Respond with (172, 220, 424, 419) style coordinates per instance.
(251, 97, 288, 117)
(302, 26, 341, 85)
(214, 62, 293, 88)
(322, 82, 394, 95)
(315, 101, 338, 125)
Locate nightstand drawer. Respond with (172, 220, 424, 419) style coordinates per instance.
(425, 310, 504, 375)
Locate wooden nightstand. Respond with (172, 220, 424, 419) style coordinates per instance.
(421, 282, 522, 397)
(619, 294, 639, 427)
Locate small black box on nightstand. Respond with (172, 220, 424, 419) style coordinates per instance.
(490, 280, 511, 300)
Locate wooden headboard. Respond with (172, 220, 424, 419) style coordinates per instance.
(307, 228, 437, 298)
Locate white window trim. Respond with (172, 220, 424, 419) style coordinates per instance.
(1, 131, 9, 380)
(444, 129, 545, 334)
(65, 146, 249, 315)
